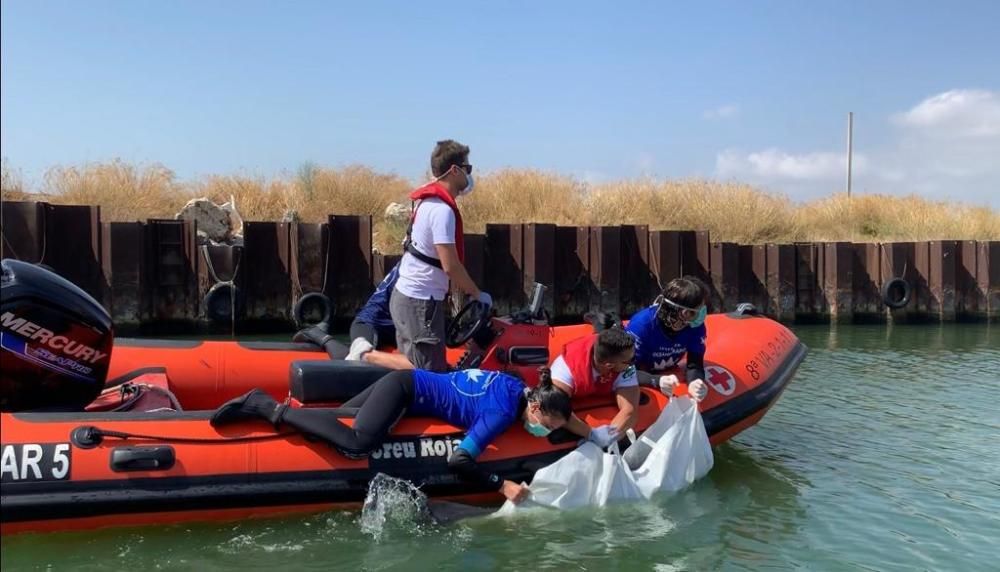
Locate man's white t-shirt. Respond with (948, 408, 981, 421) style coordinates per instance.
(395, 198, 455, 301)
(549, 355, 639, 393)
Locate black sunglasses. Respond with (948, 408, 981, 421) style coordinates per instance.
(459, 163, 473, 174)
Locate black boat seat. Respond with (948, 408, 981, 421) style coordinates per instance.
(289, 360, 393, 404)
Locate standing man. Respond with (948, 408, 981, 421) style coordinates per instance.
(350, 140, 491, 371)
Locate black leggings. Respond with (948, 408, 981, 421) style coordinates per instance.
(280, 369, 415, 457)
(349, 319, 378, 346)
(324, 319, 391, 360)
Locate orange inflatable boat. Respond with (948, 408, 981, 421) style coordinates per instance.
(0, 259, 807, 535)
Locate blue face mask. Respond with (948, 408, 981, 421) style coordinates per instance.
(689, 305, 708, 328)
(524, 419, 551, 437)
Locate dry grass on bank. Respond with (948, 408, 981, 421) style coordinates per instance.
(1, 159, 28, 202)
(793, 193, 1000, 242)
(2, 159, 997, 253)
(42, 161, 187, 222)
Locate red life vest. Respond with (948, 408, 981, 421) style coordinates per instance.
(561, 334, 616, 397)
(408, 182, 465, 262)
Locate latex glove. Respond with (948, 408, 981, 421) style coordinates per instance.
(658, 374, 680, 396)
(477, 291, 493, 309)
(501, 480, 530, 504)
(688, 379, 708, 402)
(588, 424, 620, 448)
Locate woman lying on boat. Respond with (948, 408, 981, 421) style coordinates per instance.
(210, 367, 573, 503)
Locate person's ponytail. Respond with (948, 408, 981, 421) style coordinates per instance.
(537, 366, 553, 388)
(528, 366, 571, 420)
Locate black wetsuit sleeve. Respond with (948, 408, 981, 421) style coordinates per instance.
(447, 448, 503, 490)
(686, 351, 706, 383)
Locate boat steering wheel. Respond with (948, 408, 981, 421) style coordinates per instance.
(446, 300, 491, 348)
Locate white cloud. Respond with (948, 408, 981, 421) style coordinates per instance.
(716, 148, 866, 181)
(891, 89, 1000, 138)
(713, 89, 1000, 206)
(880, 89, 1000, 203)
(703, 104, 739, 120)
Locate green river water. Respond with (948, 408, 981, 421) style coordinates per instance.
(2, 324, 998, 571)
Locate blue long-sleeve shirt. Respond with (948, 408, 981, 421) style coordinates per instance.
(625, 305, 707, 378)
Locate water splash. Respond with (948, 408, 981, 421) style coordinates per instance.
(218, 531, 304, 555)
(359, 473, 434, 542)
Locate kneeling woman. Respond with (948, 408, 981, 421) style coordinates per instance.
(625, 276, 711, 399)
(210, 368, 572, 504)
(548, 327, 640, 447)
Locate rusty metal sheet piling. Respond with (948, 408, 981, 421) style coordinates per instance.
(979, 241, 1000, 321)
(1, 201, 45, 264)
(852, 243, 883, 322)
(823, 242, 854, 323)
(649, 230, 682, 291)
(956, 241, 983, 320)
(553, 226, 591, 320)
(795, 243, 826, 321)
(882, 242, 919, 323)
(710, 242, 740, 313)
(43, 204, 106, 304)
(145, 219, 199, 324)
(243, 222, 292, 324)
(7, 201, 1000, 328)
(677, 230, 712, 289)
(589, 226, 622, 315)
(619, 225, 655, 318)
(463, 234, 485, 287)
(928, 241, 958, 321)
(522, 223, 556, 317)
(737, 244, 768, 314)
(913, 241, 932, 319)
(290, 222, 327, 303)
(766, 244, 796, 321)
(324, 215, 373, 320)
(484, 224, 525, 316)
(101, 222, 145, 326)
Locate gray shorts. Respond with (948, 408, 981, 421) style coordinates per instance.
(389, 288, 448, 371)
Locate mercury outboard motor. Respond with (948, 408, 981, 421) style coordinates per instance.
(0, 259, 113, 411)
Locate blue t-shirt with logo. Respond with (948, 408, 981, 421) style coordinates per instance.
(625, 305, 707, 372)
(355, 263, 399, 329)
(410, 369, 526, 458)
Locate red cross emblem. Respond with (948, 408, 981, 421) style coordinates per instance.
(706, 366, 736, 396)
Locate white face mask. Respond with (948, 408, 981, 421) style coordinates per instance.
(428, 165, 474, 196)
(459, 170, 475, 196)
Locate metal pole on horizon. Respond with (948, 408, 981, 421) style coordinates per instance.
(846, 111, 854, 198)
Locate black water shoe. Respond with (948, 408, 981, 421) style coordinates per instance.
(210, 389, 286, 428)
(292, 322, 333, 347)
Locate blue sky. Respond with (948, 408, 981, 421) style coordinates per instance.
(2, 1, 999, 206)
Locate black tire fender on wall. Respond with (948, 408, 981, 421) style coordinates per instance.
(881, 277, 912, 310)
(293, 292, 333, 327)
(205, 283, 239, 323)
